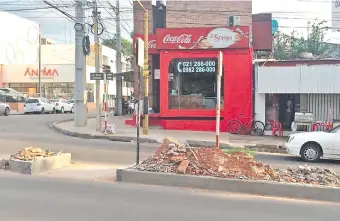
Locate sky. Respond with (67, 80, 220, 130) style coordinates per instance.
(0, 0, 338, 44)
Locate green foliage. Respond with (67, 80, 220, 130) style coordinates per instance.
(273, 20, 329, 60)
(102, 37, 133, 56)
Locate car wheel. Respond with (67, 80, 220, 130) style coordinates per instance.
(61, 107, 64, 114)
(301, 143, 322, 162)
(4, 107, 10, 116)
(40, 107, 45, 114)
(71, 107, 74, 113)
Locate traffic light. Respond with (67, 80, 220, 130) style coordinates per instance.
(102, 64, 111, 73)
(148, 58, 152, 75)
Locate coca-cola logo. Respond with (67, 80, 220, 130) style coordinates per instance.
(207, 28, 237, 48)
(148, 40, 156, 48)
(163, 34, 192, 44)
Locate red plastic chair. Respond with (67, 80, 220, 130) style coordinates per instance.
(269, 120, 283, 136)
(312, 122, 332, 131)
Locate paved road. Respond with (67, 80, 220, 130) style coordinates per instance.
(0, 172, 338, 221)
(2, 114, 340, 172)
(0, 114, 158, 165)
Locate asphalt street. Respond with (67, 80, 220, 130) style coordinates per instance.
(0, 113, 158, 165)
(1, 114, 340, 220)
(1, 114, 340, 171)
(0, 171, 339, 221)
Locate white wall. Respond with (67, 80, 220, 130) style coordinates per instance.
(0, 11, 39, 65)
(254, 93, 266, 125)
(42, 44, 74, 64)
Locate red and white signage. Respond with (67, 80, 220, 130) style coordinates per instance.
(156, 26, 249, 50)
(24, 67, 59, 78)
(133, 34, 158, 54)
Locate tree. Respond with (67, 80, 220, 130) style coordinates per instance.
(102, 37, 133, 56)
(273, 20, 330, 60)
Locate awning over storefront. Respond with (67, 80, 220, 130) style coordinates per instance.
(114, 70, 133, 82)
(257, 66, 340, 94)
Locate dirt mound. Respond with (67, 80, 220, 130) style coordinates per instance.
(135, 137, 273, 180)
(134, 138, 340, 187)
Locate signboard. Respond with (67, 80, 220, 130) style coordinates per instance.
(173, 58, 218, 73)
(156, 26, 249, 50)
(90, 72, 114, 80)
(333, 0, 340, 31)
(136, 38, 145, 68)
(106, 72, 114, 80)
(90, 72, 104, 80)
(271, 19, 279, 35)
(133, 34, 158, 54)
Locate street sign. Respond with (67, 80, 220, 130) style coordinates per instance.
(272, 19, 279, 35)
(106, 72, 114, 80)
(90, 72, 104, 80)
(136, 37, 145, 67)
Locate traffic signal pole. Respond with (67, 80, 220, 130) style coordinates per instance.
(143, 9, 149, 135)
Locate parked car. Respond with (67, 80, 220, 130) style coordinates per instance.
(0, 88, 26, 102)
(285, 126, 340, 162)
(0, 102, 10, 116)
(24, 98, 56, 114)
(50, 99, 74, 113)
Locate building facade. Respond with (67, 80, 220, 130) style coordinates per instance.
(1, 43, 132, 104)
(133, 0, 252, 114)
(254, 60, 340, 132)
(0, 11, 40, 87)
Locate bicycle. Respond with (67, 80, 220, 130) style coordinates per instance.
(227, 113, 265, 135)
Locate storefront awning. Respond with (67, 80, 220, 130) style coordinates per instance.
(114, 71, 133, 82)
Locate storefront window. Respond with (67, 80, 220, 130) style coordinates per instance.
(168, 57, 223, 110)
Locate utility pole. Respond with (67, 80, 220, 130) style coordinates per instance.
(116, 0, 123, 116)
(38, 25, 41, 96)
(74, 0, 87, 127)
(93, 0, 101, 131)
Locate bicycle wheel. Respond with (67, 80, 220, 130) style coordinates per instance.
(253, 121, 265, 134)
(227, 120, 242, 134)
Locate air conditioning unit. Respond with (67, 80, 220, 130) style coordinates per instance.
(229, 16, 241, 26)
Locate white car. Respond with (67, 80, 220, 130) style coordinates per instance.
(285, 126, 340, 162)
(50, 99, 74, 113)
(0, 103, 10, 116)
(24, 98, 56, 114)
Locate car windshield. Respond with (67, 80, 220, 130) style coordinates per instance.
(328, 126, 340, 133)
(25, 99, 39, 103)
(50, 99, 59, 102)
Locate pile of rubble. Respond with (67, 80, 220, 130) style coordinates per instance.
(134, 138, 340, 187)
(11, 147, 58, 161)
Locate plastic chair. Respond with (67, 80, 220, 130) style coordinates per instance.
(269, 120, 283, 136)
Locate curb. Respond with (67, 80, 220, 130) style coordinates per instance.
(51, 119, 159, 144)
(116, 168, 340, 203)
(50, 119, 286, 153)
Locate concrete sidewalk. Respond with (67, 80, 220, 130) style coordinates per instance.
(52, 116, 286, 148)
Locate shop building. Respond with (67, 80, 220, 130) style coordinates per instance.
(130, 26, 252, 132)
(254, 60, 340, 132)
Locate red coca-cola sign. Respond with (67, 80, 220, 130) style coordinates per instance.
(156, 26, 249, 50)
(133, 34, 158, 54)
